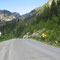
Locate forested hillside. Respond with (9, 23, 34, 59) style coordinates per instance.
(20, 0, 60, 46)
(0, 0, 60, 47)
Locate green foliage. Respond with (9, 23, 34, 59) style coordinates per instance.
(0, 34, 15, 42)
(50, 0, 57, 16)
(21, 0, 60, 45)
(0, 0, 60, 48)
(0, 19, 17, 35)
(13, 21, 26, 37)
(57, 0, 60, 14)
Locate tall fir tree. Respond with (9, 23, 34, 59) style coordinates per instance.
(50, 0, 57, 16)
(57, 0, 60, 14)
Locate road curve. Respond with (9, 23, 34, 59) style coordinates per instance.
(0, 38, 60, 60)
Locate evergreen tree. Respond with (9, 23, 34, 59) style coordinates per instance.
(50, 0, 57, 16)
(57, 0, 60, 14)
(57, 0, 60, 24)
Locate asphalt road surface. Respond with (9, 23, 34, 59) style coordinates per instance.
(0, 39, 60, 60)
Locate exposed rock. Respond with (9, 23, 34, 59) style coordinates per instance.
(49, 0, 57, 6)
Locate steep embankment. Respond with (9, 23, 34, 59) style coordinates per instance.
(0, 0, 60, 48)
(20, 0, 60, 47)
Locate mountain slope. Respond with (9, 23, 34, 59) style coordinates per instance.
(19, 0, 60, 46)
(0, 10, 16, 21)
(0, 10, 24, 22)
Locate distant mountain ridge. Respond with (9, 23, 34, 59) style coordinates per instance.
(0, 9, 37, 22)
(0, 0, 57, 22)
(22, 9, 37, 19)
(0, 10, 22, 22)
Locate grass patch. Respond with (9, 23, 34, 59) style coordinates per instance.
(33, 37, 60, 48)
(0, 34, 15, 42)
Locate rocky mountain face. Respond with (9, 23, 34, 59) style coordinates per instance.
(13, 12, 21, 18)
(0, 0, 57, 22)
(13, 12, 24, 20)
(0, 10, 16, 21)
(0, 10, 22, 22)
(22, 9, 37, 19)
(49, 0, 57, 6)
(23, 0, 58, 19)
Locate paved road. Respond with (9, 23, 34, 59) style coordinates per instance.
(0, 39, 60, 60)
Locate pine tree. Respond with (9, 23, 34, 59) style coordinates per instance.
(57, 0, 60, 24)
(57, 0, 60, 14)
(50, 0, 57, 16)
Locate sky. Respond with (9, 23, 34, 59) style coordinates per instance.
(0, 0, 48, 15)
